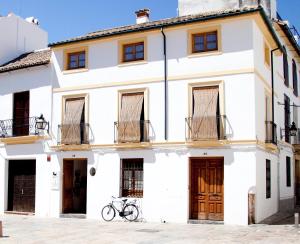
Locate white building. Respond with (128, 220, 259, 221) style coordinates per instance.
(0, 0, 300, 225)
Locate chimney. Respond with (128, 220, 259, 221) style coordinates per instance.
(135, 9, 150, 24)
(26, 16, 39, 25)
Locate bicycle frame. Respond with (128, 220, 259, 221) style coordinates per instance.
(109, 197, 137, 217)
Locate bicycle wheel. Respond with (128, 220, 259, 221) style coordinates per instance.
(123, 204, 139, 222)
(101, 205, 116, 221)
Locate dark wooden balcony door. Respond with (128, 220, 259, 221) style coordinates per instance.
(190, 158, 224, 221)
(296, 160, 300, 206)
(8, 160, 36, 213)
(13, 91, 30, 136)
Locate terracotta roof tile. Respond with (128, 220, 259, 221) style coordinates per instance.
(49, 7, 260, 47)
(0, 49, 51, 73)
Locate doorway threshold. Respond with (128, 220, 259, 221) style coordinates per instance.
(5, 211, 34, 216)
(60, 214, 86, 219)
(188, 219, 224, 225)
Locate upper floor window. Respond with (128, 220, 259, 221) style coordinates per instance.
(284, 94, 291, 143)
(192, 31, 218, 53)
(122, 42, 144, 62)
(283, 46, 289, 87)
(264, 43, 270, 67)
(293, 59, 298, 96)
(67, 51, 86, 70)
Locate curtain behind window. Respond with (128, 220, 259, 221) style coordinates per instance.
(118, 93, 144, 143)
(61, 98, 85, 144)
(192, 87, 219, 140)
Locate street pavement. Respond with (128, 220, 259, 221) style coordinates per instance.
(0, 214, 300, 244)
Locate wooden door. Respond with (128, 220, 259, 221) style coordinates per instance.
(63, 160, 74, 213)
(13, 91, 30, 137)
(8, 160, 36, 212)
(190, 158, 224, 221)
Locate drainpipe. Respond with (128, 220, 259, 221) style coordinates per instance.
(271, 47, 280, 211)
(161, 27, 168, 141)
(271, 47, 280, 140)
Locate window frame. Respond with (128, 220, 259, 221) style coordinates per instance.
(192, 31, 218, 53)
(292, 59, 298, 96)
(283, 46, 289, 87)
(120, 158, 144, 198)
(266, 159, 271, 199)
(118, 37, 147, 64)
(67, 51, 86, 70)
(264, 42, 271, 67)
(122, 42, 145, 63)
(188, 26, 221, 56)
(63, 46, 88, 72)
(286, 156, 291, 187)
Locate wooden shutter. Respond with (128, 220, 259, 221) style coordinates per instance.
(118, 93, 144, 143)
(61, 98, 85, 144)
(191, 87, 219, 140)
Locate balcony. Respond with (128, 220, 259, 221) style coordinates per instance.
(114, 120, 150, 143)
(185, 115, 227, 141)
(265, 121, 277, 145)
(0, 117, 42, 138)
(57, 123, 91, 145)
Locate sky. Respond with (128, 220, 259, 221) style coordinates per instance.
(0, 0, 299, 43)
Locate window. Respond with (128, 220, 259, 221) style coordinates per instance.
(283, 46, 289, 87)
(61, 96, 88, 145)
(293, 60, 298, 96)
(264, 43, 270, 67)
(121, 158, 143, 198)
(117, 91, 149, 143)
(266, 159, 271, 199)
(284, 94, 291, 143)
(122, 42, 144, 62)
(67, 51, 86, 70)
(286, 156, 291, 187)
(191, 86, 220, 140)
(192, 31, 218, 53)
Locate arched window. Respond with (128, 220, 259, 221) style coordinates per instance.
(293, 59, 298, 96)
(283, 46, 289, 86)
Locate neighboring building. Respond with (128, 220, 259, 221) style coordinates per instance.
(0, 0, 300, 225)
(0, 13, 47, 65)
(0, 14, 52, 217)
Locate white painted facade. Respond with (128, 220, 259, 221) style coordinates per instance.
(0, 13, 47, 65)
(0, 2, 300, 226)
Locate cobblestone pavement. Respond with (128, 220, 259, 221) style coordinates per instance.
(1, 214, 300, 244)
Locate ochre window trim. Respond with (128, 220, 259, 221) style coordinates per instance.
(123, 42, 144, 63)
(264, 42, 271, 67)
(188, 26, 221, 56)
(192, 31, 218, 53)
(63, 46, 89, 72)
(118, 37, 147, 65)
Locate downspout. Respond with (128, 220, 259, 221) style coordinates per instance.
(271, 47, 281, 211)
(161, 27, 168, 141)
(271, 47, 280, 131)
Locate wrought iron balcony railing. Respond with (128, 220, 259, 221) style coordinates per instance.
(57, 123, 91, 145)
(265, 121, 277, 145)
(114, 120, 150, 143)
(0, 117, 41, 138)
(185, 115, 227, 141)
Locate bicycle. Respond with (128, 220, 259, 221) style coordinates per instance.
(101, 196, 139, 222)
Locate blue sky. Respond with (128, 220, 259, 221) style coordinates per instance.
(0, 0, 299, 43)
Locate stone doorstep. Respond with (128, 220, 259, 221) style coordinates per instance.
(60, 214, 86, 219)
(188, 219, 224, 225)
(4, 211, 34, 216)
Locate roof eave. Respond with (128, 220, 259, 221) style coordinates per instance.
(49, 8, 264, 48)
(0, 62, 50, 74)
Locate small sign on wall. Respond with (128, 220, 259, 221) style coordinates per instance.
(51, 172, 59, 190)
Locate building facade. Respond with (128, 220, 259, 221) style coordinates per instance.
(0, 0, 300, 225)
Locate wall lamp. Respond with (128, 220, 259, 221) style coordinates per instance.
(36, 114, 49, 133)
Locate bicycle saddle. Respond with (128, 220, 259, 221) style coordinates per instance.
(122, 199, 128, 203)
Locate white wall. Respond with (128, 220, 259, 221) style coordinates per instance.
(0, 13, 48, 65)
